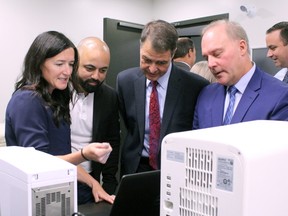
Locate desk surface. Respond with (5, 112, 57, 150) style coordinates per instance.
(78, 202, 112, 216)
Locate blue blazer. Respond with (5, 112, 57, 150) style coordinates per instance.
(117, 64, 209, 175)
(193, 66, 288, 129)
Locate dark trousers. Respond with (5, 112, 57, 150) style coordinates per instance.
(77, 181, 94, 205)
(136, 157, 154, 173)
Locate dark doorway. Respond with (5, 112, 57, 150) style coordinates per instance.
(103, 18, 143, 88)
(103, 14, 229, 89)
(252, 47, 279, 75)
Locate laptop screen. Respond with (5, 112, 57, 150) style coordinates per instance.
(78, 170, 160, 216)
(110, 170, 160, 216)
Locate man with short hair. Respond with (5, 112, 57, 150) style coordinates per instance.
(266, 21, 288, 82)
(173, 37, 196, 71)
(193, 20, 288, 130)
(70, 37, 120, 205)
(117, 20, 209, 176)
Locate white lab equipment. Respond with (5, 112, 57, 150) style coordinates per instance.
(161, 120, 288, 216)
(0, 146, 77, 216)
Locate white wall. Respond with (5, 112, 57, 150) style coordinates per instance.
(0, 0, 287, 123)
(152, 0, 286, 49)
(0, 0, 152, 123)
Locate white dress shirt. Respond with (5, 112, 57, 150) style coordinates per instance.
(70, 92, 94, 172)
(142, 63, 171, 157)
(274, 68, 288, 81)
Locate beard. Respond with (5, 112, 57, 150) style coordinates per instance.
(80, 78, 104, 93)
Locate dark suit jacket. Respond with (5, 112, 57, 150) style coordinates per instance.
(116, 64, 209, 175)
(173, 61, 191, 71)
(193, 66, 288, 129)
(90, 83, 120, 194)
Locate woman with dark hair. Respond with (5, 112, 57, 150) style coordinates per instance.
(5, 31, 112, 169)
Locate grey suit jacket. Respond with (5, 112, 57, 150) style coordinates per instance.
(173, 61, 191, 71)
(116, 64, 209, 175)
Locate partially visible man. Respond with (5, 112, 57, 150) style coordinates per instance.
(193, 19, 288, 130)
(266, 21, 288, 82)
(173, 37, 196, 71)
(70, 37, 120, 205)
(117, 20, 209, 176)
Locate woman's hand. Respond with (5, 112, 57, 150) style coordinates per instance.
(91, 180, 116, 204)
(82, 142, 112, 163)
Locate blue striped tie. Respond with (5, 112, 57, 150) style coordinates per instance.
(223, 86, 238, 125)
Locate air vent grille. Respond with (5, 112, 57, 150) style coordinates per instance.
(179, 147, 218, 216)
(32, 182, 74, 216)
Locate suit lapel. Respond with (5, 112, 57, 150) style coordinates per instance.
(231, 67, 261, 123)
(135, 74, 146, 143)
(92, 87, 103, 140)
(212, 85, 227, 126)
(160, 70, 182, 140)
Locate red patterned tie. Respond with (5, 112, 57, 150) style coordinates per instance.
(149, 81, 161, 169)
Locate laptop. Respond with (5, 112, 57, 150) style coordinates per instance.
(78, 170, 160, 216)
